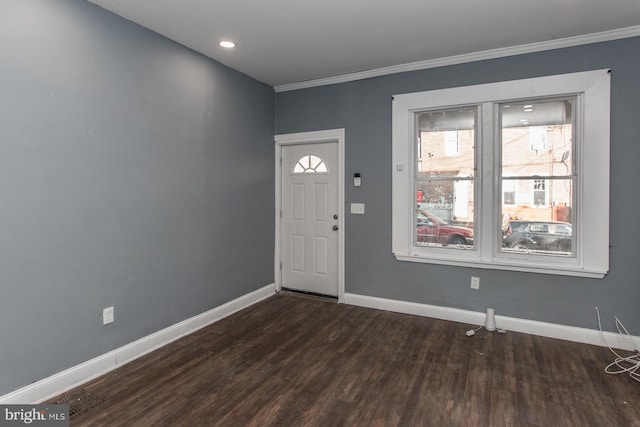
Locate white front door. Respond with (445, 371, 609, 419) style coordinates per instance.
(280, 142, 339, 296)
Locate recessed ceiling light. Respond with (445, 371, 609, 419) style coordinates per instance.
(219, 40, 236, 49)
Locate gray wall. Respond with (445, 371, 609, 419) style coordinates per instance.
(276, 37, 640, 333)
(0, 0, 274, 394)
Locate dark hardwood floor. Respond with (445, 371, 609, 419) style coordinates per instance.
(50, 294, 640, 426)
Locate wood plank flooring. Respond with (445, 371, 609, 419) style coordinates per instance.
(50, 294, 640, 426)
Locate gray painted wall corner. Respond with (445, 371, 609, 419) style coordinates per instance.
(0, 0, 275, 395)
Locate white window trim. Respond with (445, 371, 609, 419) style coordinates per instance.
(392, 70, 610, 278)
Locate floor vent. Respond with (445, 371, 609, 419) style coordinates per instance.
(53, 389, 104, 417)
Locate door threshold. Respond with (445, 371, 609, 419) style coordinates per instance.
(279, 288, 338, 303)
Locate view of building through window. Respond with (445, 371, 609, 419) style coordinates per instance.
(394, 70, 608, 276)
(414, 99, 574, 255)
(415, 107, 476, 248)
(500, 99, 574, 255)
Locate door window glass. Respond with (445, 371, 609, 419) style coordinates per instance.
(293, 155, 327, 174)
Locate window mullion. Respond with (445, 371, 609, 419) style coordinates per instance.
(478, 102, 495, 261)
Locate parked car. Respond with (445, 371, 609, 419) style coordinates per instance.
(502, 220, 572, 252)
(416, 210, 474, 246)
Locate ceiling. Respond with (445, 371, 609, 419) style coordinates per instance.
(88, 0, 640, 90)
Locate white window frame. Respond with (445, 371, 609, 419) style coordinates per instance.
(392, 70, 610, 278)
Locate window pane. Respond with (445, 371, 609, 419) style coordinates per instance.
(416, 107, 476, 176)
(501, 99, 573, 177)
(415, 106, 476, 249)
(415, 184, 475, 248)
(292, 155, 327, 174)
(500, 98, 575, 257)
(501, 178, 573, 256)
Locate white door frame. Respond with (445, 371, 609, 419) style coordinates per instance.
(275, 129, 345, 302)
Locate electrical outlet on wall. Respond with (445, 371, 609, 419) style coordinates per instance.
(103, 306, 114, 325)
(470, 277, 480, 290)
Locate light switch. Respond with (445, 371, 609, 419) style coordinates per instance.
(350, 203, 365, 214)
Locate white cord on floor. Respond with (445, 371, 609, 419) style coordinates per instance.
(595, 307, 640, 383)
(465, 325, 507, 336)
(465, 325, 484, 336)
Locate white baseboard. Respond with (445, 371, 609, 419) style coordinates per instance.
(344, 293, 640, 352)
(0, 283, 276, 405)
(4, 287, 634, 404)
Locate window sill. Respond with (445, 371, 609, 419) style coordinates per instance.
(394, 253, 607, 279)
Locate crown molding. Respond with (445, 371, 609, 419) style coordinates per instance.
(274, 25, 640, 93)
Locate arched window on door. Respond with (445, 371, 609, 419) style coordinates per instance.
(292, 154, 327, 174)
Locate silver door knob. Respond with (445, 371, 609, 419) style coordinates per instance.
(332, 225, 339, 231)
